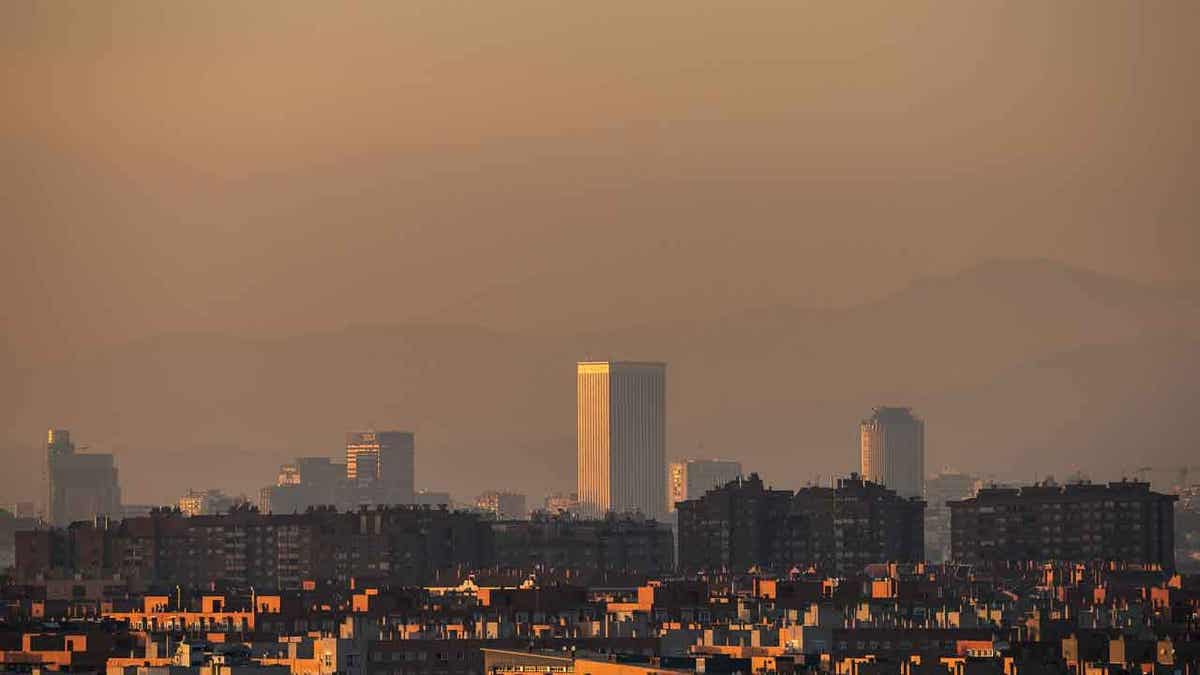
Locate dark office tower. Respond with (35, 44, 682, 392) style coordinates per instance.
(267, 455, 347, 513)
(924, 471, 977, 563)
(44, 428, 72, 522)
(44, 429, 121, 527)
(295, 456, 344, 490)
(346, 431, 415, 505)
(667, 458, 742, 512)
(949, 480, 1178, 568)
(577, 361, 666, 519)
(860, 406, 925, 499)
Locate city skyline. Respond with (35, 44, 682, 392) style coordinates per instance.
(2, 0, 1199, 507)
(4, 257, 1198, 506)
(27, 384, 1198, 515)
(4, 2, 1199, 670)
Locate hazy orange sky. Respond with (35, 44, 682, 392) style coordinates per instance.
(2, 0, 1198, 365)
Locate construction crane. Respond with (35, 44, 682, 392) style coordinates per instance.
(1176, 465, 1200, 490)
(1122, 465, 1200, 492)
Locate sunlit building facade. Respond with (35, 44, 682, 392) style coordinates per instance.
(860, 407, 925, 499)
(577, 361, 666, 519)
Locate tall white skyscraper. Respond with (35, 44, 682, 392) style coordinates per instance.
(577, 361, 666, 519)
(860, 406, 925, 498)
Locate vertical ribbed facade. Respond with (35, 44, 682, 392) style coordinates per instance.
(860, 407, 925, 499)
(577, 363, 612, 517)
(577, 361, 666, 519)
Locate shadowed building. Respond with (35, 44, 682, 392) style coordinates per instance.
(667, 458, 742, 512)
(949, 480, 1177, 568)
(490, 512, 673, 574)
(676, 473, 924, 575)
(415, 490, 452, 508)
(475, 491, 527, 520)
(263, 456, 346, 513)
(577, 361, 666, 519)
(44, 429, 121, 527)
(345, 430, 415, 505)
(860, 407, 925, 499)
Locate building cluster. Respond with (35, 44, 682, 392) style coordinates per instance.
(13, 507, 672, 590)
(11, 359, 1200, 671)
(262, 432, 416, 515)
(177, 490, 245, 517)
(948, 481, 1179, 569)
(676, 474, 925, 576)
(473, 493, 528, 521)
(3, 560, 1199, 675)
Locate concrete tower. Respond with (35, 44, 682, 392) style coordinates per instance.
(860, 407, 925, 499)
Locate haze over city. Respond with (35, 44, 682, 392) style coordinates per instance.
(7, 4, 1200, 675)
(3, 1, 1198, 507)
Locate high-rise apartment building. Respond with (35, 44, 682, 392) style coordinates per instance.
(860, 407, 925, 499)
(949, 480, 1177, 568)
(667, 458, 742, 511)
(491, 513, 673, 574)
(44, 429, 121, 527)
(577, 361, 666, 519)
(345, 431, 415, 505)
(675, 473, 925, 575)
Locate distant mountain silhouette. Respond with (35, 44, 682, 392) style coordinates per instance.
(3, 259, 1197, 504)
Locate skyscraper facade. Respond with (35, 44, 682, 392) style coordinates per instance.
(577, 361, 666, 519)
(345, 430, 415, 505)
(44, 429, 121, 527)
(859, 407, 925, 499)
(667, 458, 742, 512)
